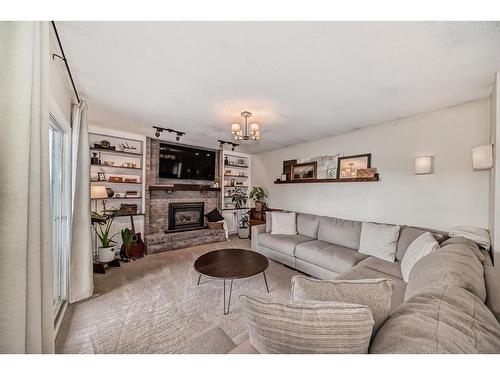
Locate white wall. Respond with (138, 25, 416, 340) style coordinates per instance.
(49, 28, 74, 123)
(252, 99, 491, 231)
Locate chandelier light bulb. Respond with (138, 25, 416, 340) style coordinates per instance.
(231, 123, 241, 134)
(250, 123, 260, 132)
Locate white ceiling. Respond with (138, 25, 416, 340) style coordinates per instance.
(58, 21, 500, 153)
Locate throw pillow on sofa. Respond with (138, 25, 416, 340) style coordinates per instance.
(401, 232, 439, 282)
(291, 276, 393, 333)
(240, 294, 374, 354)
(271, 212, 297, 235)
(358, 222, 401, 262)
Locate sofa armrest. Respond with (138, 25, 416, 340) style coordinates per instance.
(484, 255, 500, 322)
(251, 224, 266, 251)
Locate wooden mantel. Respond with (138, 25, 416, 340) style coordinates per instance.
(148, 184, 221, 192)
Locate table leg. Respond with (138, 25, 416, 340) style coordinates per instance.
(263, 271, 269, 293)
(226, 280, 233, 314)
(223, 279, 226, 315)
(197, 273, 201, 285)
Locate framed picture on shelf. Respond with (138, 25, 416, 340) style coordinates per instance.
(337, 154, 371, 179)
(282, 159, 297, 181)
(97, 172, 106, 181)
(291, 162, 317, 181)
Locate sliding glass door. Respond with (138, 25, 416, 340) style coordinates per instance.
(49, 114, 71, 317)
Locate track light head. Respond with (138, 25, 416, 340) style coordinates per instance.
(155, 130, 160, 137)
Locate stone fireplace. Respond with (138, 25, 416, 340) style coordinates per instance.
(144, 138, 226, 254)
(168, 202, 205, 232)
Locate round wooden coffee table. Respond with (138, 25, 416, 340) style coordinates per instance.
(194, 248, 270, 315)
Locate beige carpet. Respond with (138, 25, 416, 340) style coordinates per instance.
(56, 238, 299, 353)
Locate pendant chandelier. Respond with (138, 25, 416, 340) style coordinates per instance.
(230, 111, 261, 141)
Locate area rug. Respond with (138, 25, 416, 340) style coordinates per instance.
(55, 238, 299, 353)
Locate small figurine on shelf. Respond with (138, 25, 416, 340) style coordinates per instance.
(90, 152, 100, 165)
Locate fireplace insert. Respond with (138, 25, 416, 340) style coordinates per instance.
(168, 202, 205, 232)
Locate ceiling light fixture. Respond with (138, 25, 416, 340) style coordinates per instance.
(231, 111, 261, 141)
(218, 140, 239, 151)
(153, 126, 186, 142)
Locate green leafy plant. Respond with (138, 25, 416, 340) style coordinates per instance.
(238, 211, 250, 229)
(91, 211, 119, 248)
(230, 187, 248, 209)
(249, 186, 268, 203)
(121, 228, 133, 251)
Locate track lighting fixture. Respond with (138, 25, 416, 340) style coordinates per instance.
(153, 126, 186, 141)
(218, 140, 239, 151)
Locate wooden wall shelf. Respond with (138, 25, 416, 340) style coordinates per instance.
(274, 176, 379, 184)
(149, 184, 221, 192)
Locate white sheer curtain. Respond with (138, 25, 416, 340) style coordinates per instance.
(0, 22, 54, 353)
(69, 101, 93, 303)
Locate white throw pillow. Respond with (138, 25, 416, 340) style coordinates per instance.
(271, 212, 297, 235)
(401, 232, 439, 282)
(358, 222, 401, 262)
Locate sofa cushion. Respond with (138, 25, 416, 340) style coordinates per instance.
(228, 339, 258, 354)
(271, 212, 297, 235)
(358, 222, 400, 262)
(396, 226, 446, 261)
(355, 257, 403, 279)
(296, 213, 320, 238)
(258, 232, 314, 256)
(370, 285, 500, 354)
(401, 232, 439, 282)
(185, 327, 236, 354)
(405, 237, 487, 302)
(240, 294, 374, 354)
(295, 240, 367, 274)
(339, 265, 406, 312)
(317, 216, 362, 250)
(291, 276, 393, 333)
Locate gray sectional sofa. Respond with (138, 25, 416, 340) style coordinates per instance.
(231, 211, 500, 353)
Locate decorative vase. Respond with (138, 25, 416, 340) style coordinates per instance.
(238, 227, 250, 239)
(106, 187, 114, 197)
(98, 246, 116, 262)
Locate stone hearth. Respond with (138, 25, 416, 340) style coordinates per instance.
(146, 228, 226, 255)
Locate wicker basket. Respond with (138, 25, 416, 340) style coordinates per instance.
(207, 222, 224, 230)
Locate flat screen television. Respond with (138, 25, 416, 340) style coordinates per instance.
(158, 143, 216, 181)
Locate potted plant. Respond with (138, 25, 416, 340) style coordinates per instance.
(230, 187, 248, 209)
(249, 186, 268, 211)
(238, 211, 250, 239)
(91, 211, 119, 262)
(229, 188, 250, 238)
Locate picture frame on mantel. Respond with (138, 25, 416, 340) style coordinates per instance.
(291, 161, 317, 181)
(337, 154, 371, 179)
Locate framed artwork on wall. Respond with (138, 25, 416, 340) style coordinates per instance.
(337, 154, 371, 179)
(291, 162, 317, 180)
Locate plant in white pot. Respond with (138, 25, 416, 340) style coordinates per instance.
(91, 211, 119, 263)
(249, 186, 268, 211)
(230, 187, 250, 239)
(238, 211, 250, 239)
